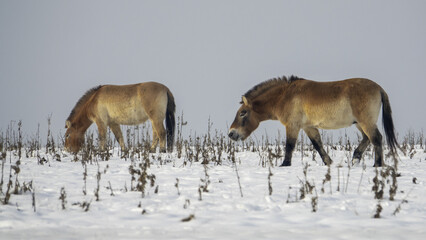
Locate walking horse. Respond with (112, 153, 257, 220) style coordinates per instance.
(228, 76, 398, 167)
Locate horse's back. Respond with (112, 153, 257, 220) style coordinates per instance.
(297, 78, 382, 104)
(92, 82, 170, 125)
(98, 82, 169, 96)
(290, 78, 382, 129)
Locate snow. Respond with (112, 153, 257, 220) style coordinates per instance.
(1, 144, 425, 240)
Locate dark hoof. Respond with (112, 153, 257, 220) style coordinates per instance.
(324, 159, 333, 166)
(280, 161, 291, 167)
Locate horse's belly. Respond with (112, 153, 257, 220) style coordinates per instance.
(107, 106, 149, 125)
(317, 118, 354, 129)
(305, 103, 355, 129)
(116, 114, 148, 125)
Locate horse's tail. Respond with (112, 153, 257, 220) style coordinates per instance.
(380, 89, 399, 157)
(166, 89, 176, 152)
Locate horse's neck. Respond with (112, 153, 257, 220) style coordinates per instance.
(255, 86, 286, 121)
(74, 111, 93, 133)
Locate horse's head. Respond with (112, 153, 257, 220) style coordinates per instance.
(228, 96, 261, 141)
(64, 120, 85, 153)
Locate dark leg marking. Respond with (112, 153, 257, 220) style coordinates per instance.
(280, 138, 297, 167)
(371, 128, 383, 167)
(304, 128, 333, 166)
(352, 133, 370, 164)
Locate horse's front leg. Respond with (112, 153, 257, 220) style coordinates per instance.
(280, 126, 300, 167)
(96, 122, 108, 152)
(109, 123, 126, 151)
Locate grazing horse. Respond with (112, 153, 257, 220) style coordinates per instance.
(228, 76, 398, 167)
(65, 82, 175, 153)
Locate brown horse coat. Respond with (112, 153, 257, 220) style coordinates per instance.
(229, 76, 398, 167)
(65, 82, 175, 153)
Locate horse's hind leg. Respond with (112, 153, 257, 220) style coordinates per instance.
(352, 125, 370, 165)
(358, 124, 383, 167)
(371, 128, 383, 167)
(150, 119, 166, 153)
(150, 131, 159, 153)
(304, 127, 333, 166)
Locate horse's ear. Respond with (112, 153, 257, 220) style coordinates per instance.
(65, 120, 71, 128)
(242, 96, 252, 108)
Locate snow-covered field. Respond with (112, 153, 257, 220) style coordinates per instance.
(1, 140, 425, 240)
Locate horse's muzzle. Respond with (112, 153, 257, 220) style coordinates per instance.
(228, 129, 241, 141)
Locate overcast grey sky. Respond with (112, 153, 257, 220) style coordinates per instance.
(1, 0, 425, 141)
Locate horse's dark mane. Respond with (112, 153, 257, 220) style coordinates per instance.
(243, 75, 302, 100)
(67, 85, 103, 121)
